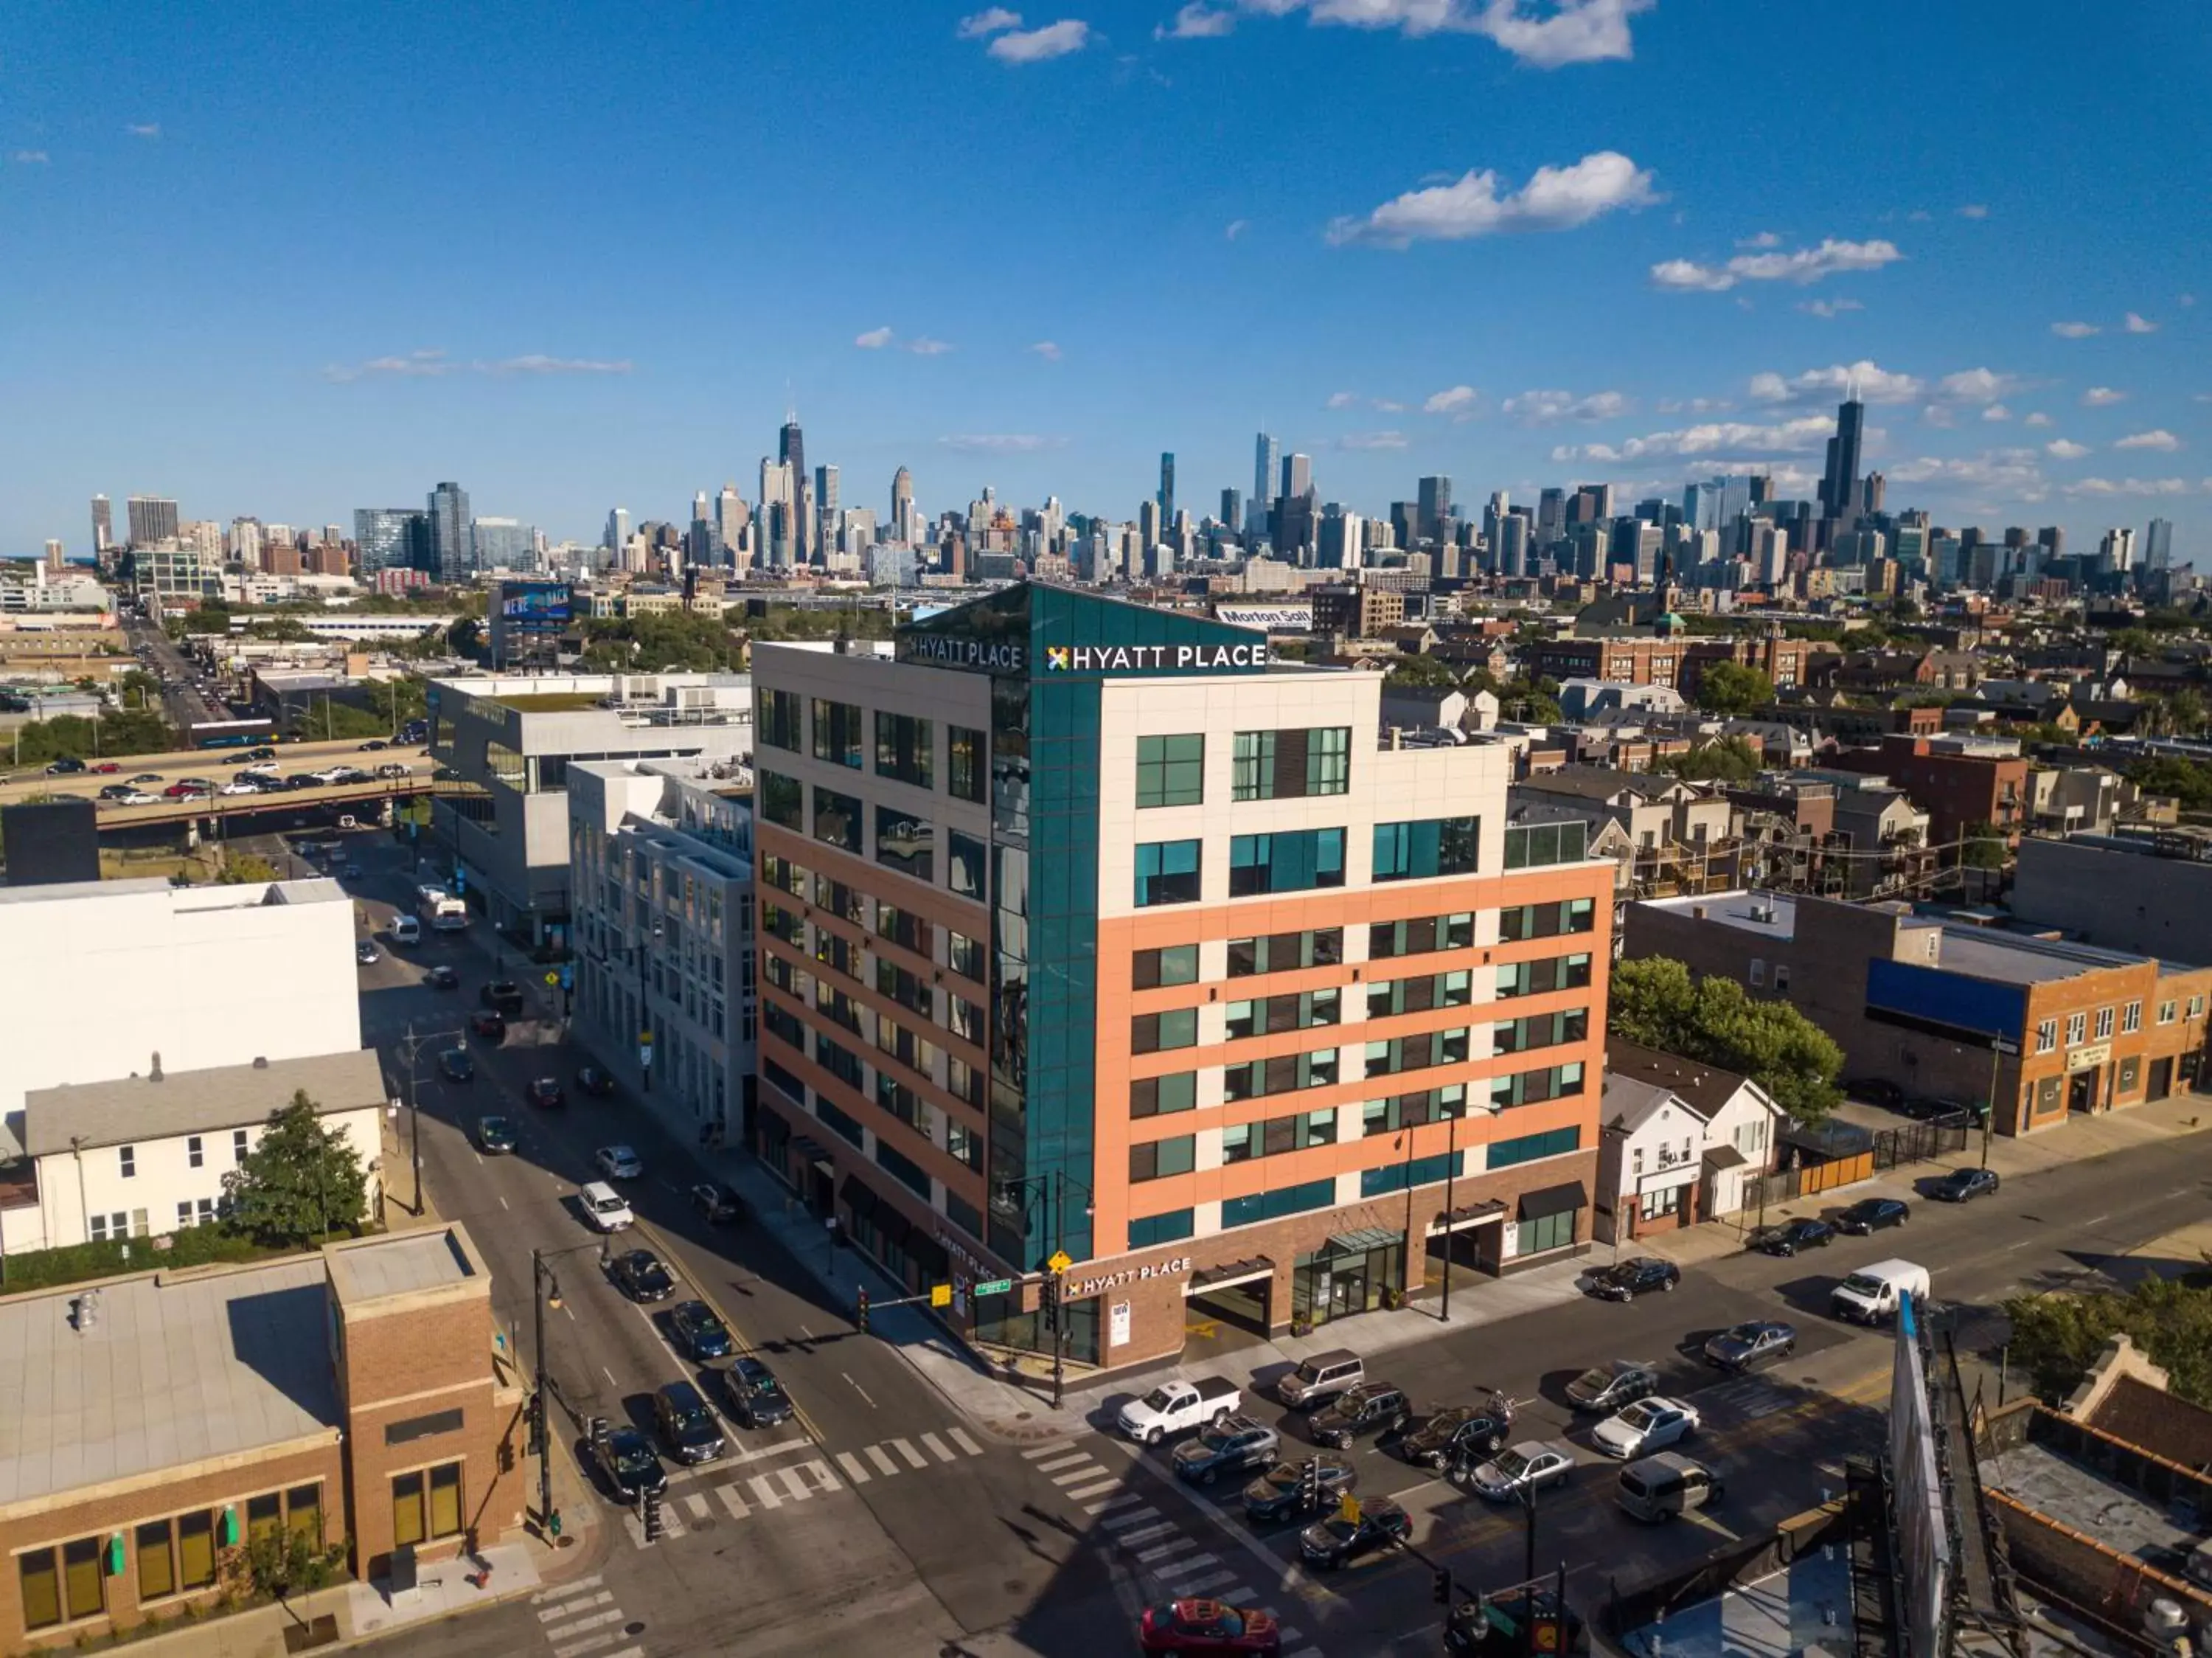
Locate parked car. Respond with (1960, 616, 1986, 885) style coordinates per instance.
(44, 757, 86, 774)
(611, 1249, 675, 1303)
(475, 1114, 516, 1154)
(1308, 1383, 1412, 1451)
(1138, 1599, 1282, 1656)
(717, 1356, 793, 1429)
(1930, 1166, 2000, 1203)
(580, 1180, 633, 1232)
(1565, 1359, 1661, 1414)
(1296, 1496, 1411, 1569)
(438, 1047, 473, 1082)
(1582, 1257, 1680, 1302)
(653, 1381, 726, 1465)
(1172, 1417, 1281, 1486)
(691, 1183, 743, 1224)
(1703, 1320, 1797, 1371)
(525, 1078, 565, 1109)
(1118, 1378, 1242, 1446)
(481, 979, 524, 1015)
(591, 1426, 666, 1501)
(1242, 1457, 1357, 1524)
(595, 1145, 643, 1181)
(469, 1010, 507, 1041)
(1591, 1396, 1702, 1460)
(1138, 1599, 1283, 1656)
(1467, 1441, 1576, 1502)
(1834, 1197, 1911, 1235)
(577, 1064, 617, 1097)
(1750, 1218, 1834, 1257)
(1273, 1349, 1364, 1411)
(1832, 1259, 1931, 1325)
(355, 940, 380, 965)
(1397, 1395, 1514, 1471)
(1616, 1451, 1725, 1525)
(668, 1300, 734, 1360)
(1901, 1095, 1972, 1124)
(425, 964, 459, 989)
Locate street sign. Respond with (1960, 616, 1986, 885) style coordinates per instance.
(1338, 1493, 1361, 1525)
(1046, 1249, 1073, 1274)
(543, 971, 560, 987)
(929, 1283, 952, 1308)
(973, 1277, 1015, 1297)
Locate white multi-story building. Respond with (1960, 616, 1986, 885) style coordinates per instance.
(567, 757, 757, 1147)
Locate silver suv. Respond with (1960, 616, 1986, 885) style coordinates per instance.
(1275, 1348, 1363, 1410)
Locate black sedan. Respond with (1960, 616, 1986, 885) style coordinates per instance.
(481, 979, 523, 1012)
(577, 1064, 617, 1097)
(438, 1047, 474, 1082)
(717, 1356, 793, 1428)
(692, 1183, 743, 1224)
(1565, 1359, 1660, 1414)
(1931, 1166, 2000, 1203)
(669, 1300, 734, 1361)
(1749, 1218, 1834, 1257)
(1309, 1384, 1412, 1451)
(591, 1426, 667, 1500)
(475, 1114, 517, 1154)
(1582, 1257, 1680, 1302)
(1704, 1320, 1797, 1372)
(611, 1249, 676, 1303)
(1296, 1498, 1411, 1569)
(1242, 1457, 1356, 1524)
(1397, 1398, 1514, 1471)
(1834, 1197, 1910, 1235)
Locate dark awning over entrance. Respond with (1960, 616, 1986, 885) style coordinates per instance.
(1430, 1198, 1508, 1235)
(1191, 1257, 1275, 1291)
(1518, 1181, 1587, 1221)
(1322, 1227, 1402, 1257)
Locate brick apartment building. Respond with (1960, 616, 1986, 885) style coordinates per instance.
(749, 587, 1614, 1373)
(1531, 631, 1824, 701)
(1624, 891, 2212, 1137)
(1829, 733, 2030, 844)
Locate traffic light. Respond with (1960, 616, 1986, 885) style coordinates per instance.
(1299, 1460, 1321, 1510)
(641, 1485, 664, 1544)
(855, 1286, 869, 1333)
(1433, 1569, 1453, 1606)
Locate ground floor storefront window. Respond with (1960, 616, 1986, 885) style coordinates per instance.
(975, 1296, 1101, 1367)
(1290, 1229, 1405, 1328)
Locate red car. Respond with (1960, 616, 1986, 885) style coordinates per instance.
(91, 762, 121, 774)
(1139, 1599, 1281, 1656)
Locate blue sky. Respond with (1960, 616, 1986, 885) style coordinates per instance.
(4, 0, 2208, 555)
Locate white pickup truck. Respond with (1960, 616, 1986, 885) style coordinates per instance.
(1116, 1376, 1242, 1445)
(1832, 1258, 1930, 1325)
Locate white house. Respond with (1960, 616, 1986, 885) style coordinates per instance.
(1593, 1040, 1787, 1243)
(5, 1050, 386, 1255)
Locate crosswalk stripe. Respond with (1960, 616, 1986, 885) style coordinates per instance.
(534, 1574, 604, 1606)
(717, 1482, 751, 1519)
(866, 1444, 900, 1477)
(922, 1432, 956, 1463)
(1135, 1542, 1182, 1563)
(1021, 1443, 1072, 1460)
(836, 1451, 871, 1484)
(891, 1437, 930, 1469)
(1034, 1450, 1091, 1473)
(1169, 1569, 1244, 1598)
(541, 1592, 611, 1622)
(748, 1473, 787, 1510)
(1052, 1464, 1107, 1486)
(1118, 1522, 1179, 1546)
(1065, 1477, 1121, 1501)
(553, 1631, 625, 1658)
(1161, 1553, 1222, 1578)
(548, 1609, 626, 1641)
(684, 1492, 710, 1518)
(1102, 1505, 1161, 1530)
(1086, 1492, 1145, 1516)
(949, 1426, 984, 1456)
(597, 1648, 645, 1658)
(799, 1459, 843, 1494)
(1284, 1646, 1324, 1658)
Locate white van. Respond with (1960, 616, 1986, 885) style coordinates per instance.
(1832, 1258, 1930, 1325)
(391, 915, 422, 946)
(1618, 1452, 1725, 1523)
(581, 1180, 634, 1232)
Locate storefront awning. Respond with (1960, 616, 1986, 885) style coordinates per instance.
(1702, 1144, 1747, 1171)
(1322, 1227, 1402, 1257)
(1427, 1199, 1507, 1237)
(1189, 1257, 1275, 1294)
(1518, 1181, 1587, 1221)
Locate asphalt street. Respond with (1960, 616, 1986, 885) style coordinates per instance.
(322, 826, 2212, 1657)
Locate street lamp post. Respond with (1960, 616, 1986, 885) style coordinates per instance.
(532, 1248, 563, 1539)
(394, 1023, 466, 1218)
(1439, 1108, 1460, 1324)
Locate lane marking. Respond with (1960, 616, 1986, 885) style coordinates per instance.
(949, 1426, 984, 1456)
(540, 1592, 612, 1622)
(723, 1436, 816, 1468)
(1119, 1522, 1180, 1546)
(533, 1574, 603, 1604)
(837, 1451, 871, 1484)
(1021, 1443, 1072, 1460)
(1034, 1450, 1091, 1473)
(799, 1458, 843, 1494)
(844, 1373, 877, 1409)
(554, 1631, 625, 1658)
(748, 1474, 786, 1510)
(891, 1437, 929, 1469)
(716, 1484, 751, 1519)
(1169, 1569, 1244, 1598)
(1066, 1477, 1122, 1501)
(601, 1365, 618, 1389)
(548, 1609, 626, 1639)
(922, 1431, 956, 1462)
(1102, 1505, 1162, 1530)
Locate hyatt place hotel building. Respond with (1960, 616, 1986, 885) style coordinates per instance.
(751, 588, 1609, 1371)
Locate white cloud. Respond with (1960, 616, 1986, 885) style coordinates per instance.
(1982, 404, 2011, 423)
(1882, 451, 2048, 493)
(938, 434, 1066, 453)
(2024, 412, 2052, 427)
(987, 18, 1091, 60)
(2045, 439, 2090, 459)
(1325, 391, 1362, 409)
(2081, 386, 2127, 407)
(1337, 430, 1409, 450)
(2115, 429, 2182, 452)
(1921, 404, 1956, 429)
(324, 352, 453, 383)
(1422, 384, 1479, 417)
(1736, 231, 1781, 250)
(1224, 218, 1250, 240)
(1956, 203, 1988, 219)
(854, 326, 894, 349)
(1798, 298, 1863, 319)
(2183, 294, 2199, 308)
(483, 354, 632, 376)
(1465, 0, 1654, 67)
(1747, 360, 1923, 406)
(125, 122, 160, 138)
(12, 150, 49, 164)
(1655, 397, 1730, 415)
(1502, 388, 1629, 423)
(323, 349, 631, 382)
(2124, 311, 2159, 334)
(1328, 150, 1655, 248)
(2050, 321, 2101, 339)
(1906, 209, 1933, 223)
(958, 7, 1023, 35)
(1028, 341, 1062, 361)
(1551, 413, 1837, 464)
(1157, 1, 1237, 36)
(1935, 367, 2024, 404)
(1374, 398, 1405, 412)
(2063, 476, 2201, 499)
(1651, 237, 1902, 293)
(905, 337, 954, 355)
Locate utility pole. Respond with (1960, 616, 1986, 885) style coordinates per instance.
(1439, 1109, 1459, 1323)
(533, 1249, 559, 1539)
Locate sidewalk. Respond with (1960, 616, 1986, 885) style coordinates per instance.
(1635, 1088, 2212, 1272)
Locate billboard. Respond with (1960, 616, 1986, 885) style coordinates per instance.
(495, 581, 572, 633)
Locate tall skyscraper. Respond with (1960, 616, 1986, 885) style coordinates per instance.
(2099, 527, 2137, 575)
(125, 496, 179, 547)
(230, 517, 265, 569)
(1280, 452, 1312, 502)
(717, 485, 748, 562)
(474, 517, 535, 569)
(1251, 432, 1279, 538)
(815, 463, 840, 558)
(44, 539, 65, 572)
(2146, 517, 2176, 572)
(1158, 453, 1175, 525)
(605, 507, 630, 560)
(355, 508, 425, 575)
(1495, 510, 1530, 578)
(1416, 476, 1453, 544)
(90, 496, 112, 554)
(1220, 488, 1242, 534)
(780, 417, 809, 562)
(1819, 399, 1865, 523)
(428, 482, 473, 580)
(891, 467, 914, 542)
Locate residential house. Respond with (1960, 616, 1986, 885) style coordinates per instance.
(1592, 1040, 1786, 1241)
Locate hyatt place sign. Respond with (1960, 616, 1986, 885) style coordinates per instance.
(1046, 642, 1271, 674)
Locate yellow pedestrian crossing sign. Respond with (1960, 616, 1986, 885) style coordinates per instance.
(1338, 1493, 1361, 1525)
(1047, 1250, 1073, 1274)
(930, 1283, 952, 1307)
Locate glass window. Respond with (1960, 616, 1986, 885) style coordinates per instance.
(949, 726, 987, 802)
(60, 1539, 101, 1623)
(874, 806, 934, 882)
(759, 770, 803, 831)
(875, 711, 934, 789)
(1228, 829, 1345, 896)
(21, 1549, 60, 1631)
(392, 1472, 426, 1549)
(947, 830, 987, 900)
(1373, 816, 1481, 882)
(286, 1484, 322, 1546)
(1135, 840, 1202, 907)
(2034, 1019, 2057, 1053)
(1487, 1125, 1581, 1168)
(812, 698, 864, 768)
(1134, 943, 1200, 989)
(247, 1493, 282, 1546)
(947, 930, 985, 981)
(758, 687, 804, 752)
(136, 1520, 175, 1600)
(1131, 1072, 1197, 1117)
(1133, 1008, 1198, 1053)
(428, 1463, 462, 1539)
(187, 1134, 203, 1168)
(1130, 1209, 1195, 1248)
(176, 1511, 215, 1590)
(1233, 726, 1351, 800)
(1130, 1135, 1196, 1182)
(2094, 1006, 2114, 1040)
(811, 785, 863, 852)
(1136, 735, 1205, 808)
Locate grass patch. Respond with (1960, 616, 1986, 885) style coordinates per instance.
(0, 1223, 370, 1297)
(493, 692, 607, 712)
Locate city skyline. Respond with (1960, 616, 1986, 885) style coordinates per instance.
(4, 0, 2207, 552)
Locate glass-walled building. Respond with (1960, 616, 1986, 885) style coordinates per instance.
(748, 588, 1610, 1373)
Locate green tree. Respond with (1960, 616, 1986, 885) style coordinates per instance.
(1694, 661, 1775, 718)
(1382, 653, 1458, 689)
(1609, 955, 1844, 1123)
(2003, 1277, 2212, 1407)
(580, 610, 745, 673)
(1658, 735, 1764, 783)
(218, 853, 282, 884)
(1959, 819, 2008, 870)
(2126, 755, 2212, 810)
(228, 1527, 347, 1601)
(222, 1092, 370, 1247)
